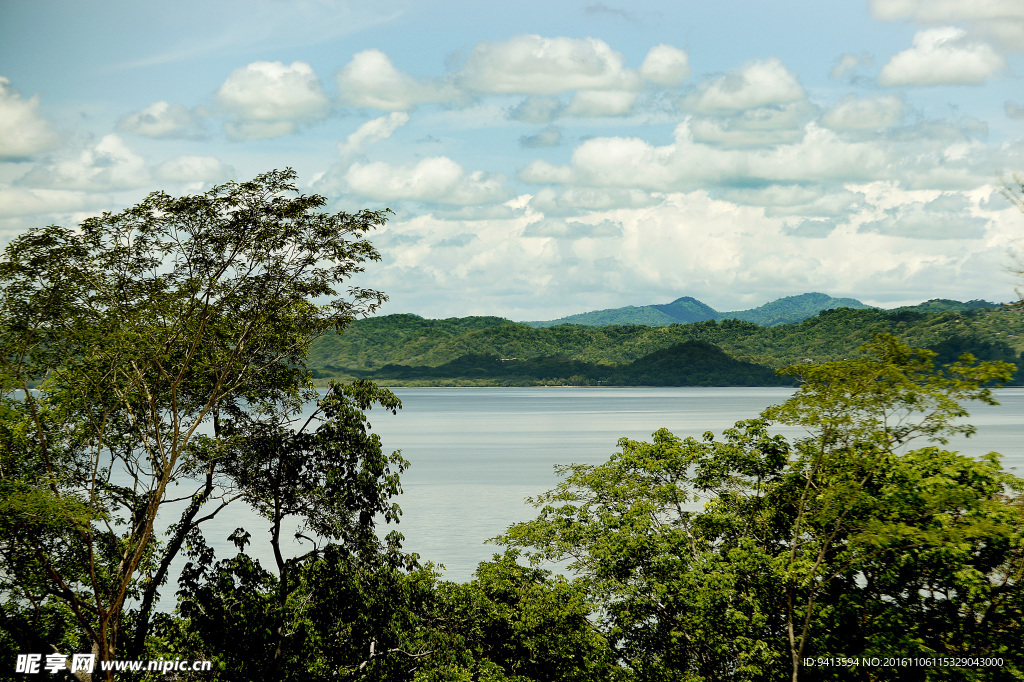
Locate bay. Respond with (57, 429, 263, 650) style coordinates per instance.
(214, 385, 1020, 584)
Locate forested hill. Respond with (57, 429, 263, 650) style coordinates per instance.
(525, 292, 874, 327)
(309, 305, 1024, 386)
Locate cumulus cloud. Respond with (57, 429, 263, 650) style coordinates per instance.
(1006, 101, 1024, 119)
(431, 204, 523, 221)
(640, 44, 690, 86)
(0, 187, 99, 218)
(520, 122, 893, 192)
(820, 95, 905, 130)
(337, 49, 459, 111)
(338, 112, 410, 156)
(118, 101, 204, 139)
(523, 217, 623, 238)
(458, 35, 639, 95)
(879, 28, 1005, 86)
(155, 155, 233, 183)
(344, 157, 512, 205)
(565, 89, 637, 117)
(782, 219, 839, 238)
(309, 113, 411, 195)
(870, 0, 1024, 50)
(690, 102, 816, 148)
(0, 77, 58, 159)
(686, 58, 805, 112)
(435, 233, 478, 248)
(19, 135, 148, 190)
(830, 53, 873, 80)
(717, 186, 865, 217)
(216, 60, 330, 139)
(858, 192, 990, 238)
(509, 96, 564, 124)
(528, 186, 661, 215)
(520, 126, 562, 148)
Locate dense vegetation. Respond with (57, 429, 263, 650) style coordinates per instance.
(309, 306, 1024, 386)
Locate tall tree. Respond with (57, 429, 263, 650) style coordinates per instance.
(0, 170, 389, 679)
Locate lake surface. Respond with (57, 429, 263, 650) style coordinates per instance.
(199, 386, 1024, 584)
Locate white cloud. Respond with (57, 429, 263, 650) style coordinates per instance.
(0, 187, 98, 218)
(20, 135, 148, 190)
(155, 155, 233, 183)
(821, 95, 905, 130)
(870, 0, 1024, 49)
(522, 123, 894, 192)
(344, 157, 512, 205)
(527, 186, 661, 215)
(640, 44, 690, 86)
(509, 96, 564, 124)
(717, 186, 866, 218)
(879, 27, 1005, 86)
(520, 126, 562, 148)
(309, 113, 411, 196)
(687, 58, 805, 112)
(458, 35, 639, 95)
(690, 102, 816, 148)
(783, 219, 839, 238)
(565, 89, 637, 117)
(523, 217, 623, 238)
(518, 159, 577, 185)
(337, 49, 459, 111)
(857, 192, 991, 238)
(118, 101, 204, 139)
(0, 77, 58, 159)
(830, 53, 873, 80)
(216, 60, 330, 139)
(1007, 101, 1024, 119)
(338, 112, 410, 156)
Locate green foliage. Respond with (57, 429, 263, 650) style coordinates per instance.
(427, 551, 625, 682)
(0, 169, 389, 674)
(353, 341, 792, 387)
(497, 336, 1024, 681)
(309, 306, 1024, 386)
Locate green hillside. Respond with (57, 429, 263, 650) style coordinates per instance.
(718, 292, 872, 326)
(311, 305, 1024, 386)
(358, 341, 790, 387)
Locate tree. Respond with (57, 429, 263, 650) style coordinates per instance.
(498, 335, 1024, 681)
(0, 170, 389, 679)
(163, 380, 419, 682)
(421, 550, 625, 682)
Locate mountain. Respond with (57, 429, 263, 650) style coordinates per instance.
(526, 296, 718, 327)
(718, 293, 872, 326)
(525, 292, 872, 328)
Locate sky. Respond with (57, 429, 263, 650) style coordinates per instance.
(2, 0, 1024, 320)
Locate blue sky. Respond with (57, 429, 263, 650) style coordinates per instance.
(2, 0, 1023, 319)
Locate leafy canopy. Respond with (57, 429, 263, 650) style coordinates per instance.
(0, 169, 390, 673)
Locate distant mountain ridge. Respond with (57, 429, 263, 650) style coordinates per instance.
(523, 293, 1002, 328)
(525, 292, 873, 328)
(308, 302, 1023, 387)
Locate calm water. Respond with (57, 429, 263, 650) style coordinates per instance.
(197, 386, 1024, 584)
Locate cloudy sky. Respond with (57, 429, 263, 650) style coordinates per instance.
(2, 0, 1024, 319)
